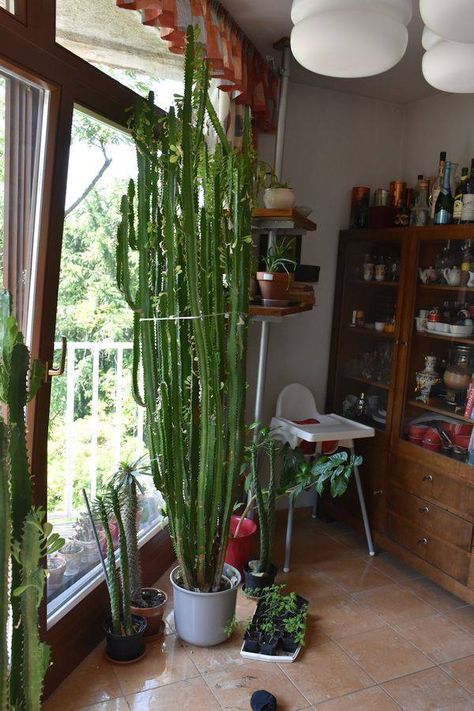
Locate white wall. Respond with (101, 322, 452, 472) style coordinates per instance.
(402, 92, 474, 184)
(249, 81, 405, 423)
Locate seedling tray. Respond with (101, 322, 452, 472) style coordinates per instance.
(240, 641, 301, 663)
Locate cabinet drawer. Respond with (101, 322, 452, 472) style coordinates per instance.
(390, 455, 474, 520)
(388, 486, 473, 552)
(387, 511, 470, 584)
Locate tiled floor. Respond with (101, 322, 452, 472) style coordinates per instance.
(44, 511, 474, 710)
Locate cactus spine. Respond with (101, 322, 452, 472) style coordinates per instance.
(0, 290, 64, 709)
(116, 28, 255, 592)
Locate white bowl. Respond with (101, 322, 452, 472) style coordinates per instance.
(426, 321, 437, 331)
(450, 324, 474, 337)
(435, 322, 450, 333)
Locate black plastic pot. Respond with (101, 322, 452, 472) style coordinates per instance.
(243, 628, 261, 654)
(104, 615, 147, 663)
(281, 636, 299, 654)
(243, 562, 277, 596)
(260, 635, 279, 656)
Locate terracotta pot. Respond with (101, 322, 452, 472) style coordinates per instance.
(225, 515, 257, 575)
(131, 588, 167, 638)
(48, 554, 66, 588)
(256, 272, 294, 304)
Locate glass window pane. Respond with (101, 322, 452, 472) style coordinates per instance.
(0, 0, 15, 15)
(55, 0, 183, 106)
(47, 108, 163, 620)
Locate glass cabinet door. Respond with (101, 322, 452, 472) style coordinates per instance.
(332, 235, 402, 433)
(401, 236, 474, 467)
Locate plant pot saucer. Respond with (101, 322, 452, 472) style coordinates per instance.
(240, 640, 301, 664)
(262, 298, 290, 307)
(104, 647, 147, 665)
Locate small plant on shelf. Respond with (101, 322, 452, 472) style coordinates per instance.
(257, 238, 297, 305)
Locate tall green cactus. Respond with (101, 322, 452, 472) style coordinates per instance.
(0, 290, 63, 710)
(248, 429, 277, 574)
(116, 28, 255, 592)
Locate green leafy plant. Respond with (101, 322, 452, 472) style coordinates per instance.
(116, 27, 255, 592)
(246, 585, 308, 647)
(262, 237, 297, 274)
(280, 446, 362, 501)
(256, 160, 291, 191)
(224, 615, 239, 638)
(73, 512, 96, 542)
(0, 290, 64, 710)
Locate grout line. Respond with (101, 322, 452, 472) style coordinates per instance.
(276, 661, 315, 709)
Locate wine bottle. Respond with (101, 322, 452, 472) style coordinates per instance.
(454, 166, 469, 223)
(430, 151, 447, 221)
(461, 159, 474, 224)
(434, 160, 454, 225)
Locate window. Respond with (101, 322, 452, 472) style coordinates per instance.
(0, 0, 15, 15)
(47, 108, 163, 623)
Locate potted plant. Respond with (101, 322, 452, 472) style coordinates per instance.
(74, 512, 102, 564)
(116, 28, 255, 647)
(111, 457, 167, 637)
(258, 163, 295, 210)
(90, 486, 147, 663)
(0, 291, 65, 710)
(47, 553, 67, 589)
(256, 237, 297, 306)
(61, 539, 84, 577)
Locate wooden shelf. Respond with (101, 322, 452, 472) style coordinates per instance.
(342, 374, 389, 390)
(416, 331, 474, 347)
(406, 398, 473, 424)
(418, 283, 474, 292)
(252, 208, 317, 232)
(249, 302, 313, 318)
(349, 279, 399, 288)
(345, 325, 394, 339)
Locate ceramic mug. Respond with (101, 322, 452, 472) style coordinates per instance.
(443, 267, 461, 286)
(375, 321, 385, 332)
(375, 264, 386, 282)
(363, 263, 374, 281)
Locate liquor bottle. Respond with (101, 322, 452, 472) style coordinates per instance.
(434, 160, 454, 225)
(461, 159, 474, 224)
(410, 180, 430, 227)
(430, 151, 447, 221)
(454, 166, 469, 223)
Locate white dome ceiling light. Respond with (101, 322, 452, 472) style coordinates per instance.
(422, 40, 474, 93)
(420, 0, 474, 44)
(291, 0, 412, 25)
(421, 26, 442, 51)
(290, 9, 409, 78)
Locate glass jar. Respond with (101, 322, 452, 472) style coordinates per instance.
(443, 345, 474, 406)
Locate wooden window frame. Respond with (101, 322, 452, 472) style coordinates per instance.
(0, 0, 172, 696)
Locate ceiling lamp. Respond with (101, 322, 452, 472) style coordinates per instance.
(422, 40, 474, 93)
(421, 26, 442, 51)
(290, 9, 409, 78)
(291, 0, 412, 26)
(420, 0, 474, 44)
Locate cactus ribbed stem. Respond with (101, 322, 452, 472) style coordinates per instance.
(0, 422, 9, 709)
(116, 28, 255, 592)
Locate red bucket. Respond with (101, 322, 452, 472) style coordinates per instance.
(225, 514, 257, 575)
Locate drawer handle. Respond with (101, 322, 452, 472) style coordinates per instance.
(418, 506, 430, 513)
(417, 537, 428, 545)
(422, 475, 433, 482)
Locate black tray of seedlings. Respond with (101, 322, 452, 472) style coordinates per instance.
(240, 585, 308, 663)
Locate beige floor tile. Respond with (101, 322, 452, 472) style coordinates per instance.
(281, 640, 373, 705)
(113, 633, 199, 696)
(442, 654, 474, 694)
(383, 666, 474, 710)
(337, 625, 434, 683)
(310, 593, 386, 640)
(355, 583, 437, 625)
(316, 557, 394, 593)
(370, 551, 423, 584)
(127, 677, 220, 710)
(394, 613, 474, 663)
(43, 646, 122, 710)
(235, 587, 258, 622)
(315, 685, 400, 710)
(403, 577, 469, 614)
(448, 605, 474, 635)
(184, 629, 247, 673)
(75, 701, 130, 711)
(280, 569, 348, 602)
(204, 660, 309, 710)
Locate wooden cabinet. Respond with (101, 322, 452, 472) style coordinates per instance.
(327, 225, 474, 604)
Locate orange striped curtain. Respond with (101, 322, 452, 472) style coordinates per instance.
(116, 0, 278, 134)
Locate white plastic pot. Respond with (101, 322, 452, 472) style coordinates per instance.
(170, 563, 241, 647)
(263, 188, 295, 210)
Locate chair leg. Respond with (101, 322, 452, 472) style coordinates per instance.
(351, 446, 375, 556)
(283, 495, 295, 573)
